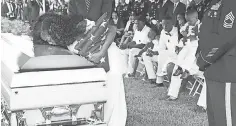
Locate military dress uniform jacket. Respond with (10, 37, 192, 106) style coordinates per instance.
(193, 0, 212, 21)
(147, 1, 158, 20)
(197, 0, 236, 82)
(129, 1, 147, 16)
(116, 3, 129, 23)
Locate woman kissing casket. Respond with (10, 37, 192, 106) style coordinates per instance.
(31, 12, 116, 72)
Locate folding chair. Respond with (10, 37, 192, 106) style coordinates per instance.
(136, 58, 146, 77)
(187, 72, 205, 96)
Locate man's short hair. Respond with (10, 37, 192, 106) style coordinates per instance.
(162, 16, 173, 21)
(136, 15, 146, 23)
(186, 6, 198, 16)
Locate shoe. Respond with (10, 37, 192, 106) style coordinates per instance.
(163, 76, 170, 83)
(173, 67, 183, 76)
(149, 79, 157, 84)
(126, 73, 135, 78)
(152, 83, 164, 88)
(180, 70, 190, 79)
(192, 106, 206, 113)
(166, 96, 177, 101)
(159, 96, 169, 100)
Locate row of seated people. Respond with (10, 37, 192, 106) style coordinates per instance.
(115, 7, 206, 112)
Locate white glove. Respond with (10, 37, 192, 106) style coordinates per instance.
(151, 20, 157, 25)
(84, 19, 95, 34)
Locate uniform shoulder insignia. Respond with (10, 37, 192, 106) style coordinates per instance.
(223, 11, 235, 29)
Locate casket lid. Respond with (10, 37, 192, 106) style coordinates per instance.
(1, 33, 97, 72)
(1, 33, 106, 88)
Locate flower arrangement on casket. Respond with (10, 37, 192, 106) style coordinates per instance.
(32, 12, 113, 71)
(1, 17, 31, 35)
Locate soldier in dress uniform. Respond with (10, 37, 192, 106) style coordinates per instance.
(147, 0, 158, 21)
(189, 0, 212, 21)
(116, 0, 129, 24)
(197, 0, 236, 125)
(129, 0, 146, 17)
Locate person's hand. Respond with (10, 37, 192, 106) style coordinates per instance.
(89, 51, 104, 64)
(135, 53, 142, 57)
(123, 32, 130, 37)
(151, 20, 158, 25)
(189, 35, 198, 41)
(152, 51, 159, 55)
(175, 46, 181, 54)
(181, 31, 188, 37)
(119, 43, 127, 49)
(127, 42, 136, 49)
(117, 31, 121, 35)
(146, 49, 154, 57)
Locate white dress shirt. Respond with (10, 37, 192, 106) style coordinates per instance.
(152, 39, 160, 51)
(173, 2, 179, 12)
(159, 26, 179, 54)
(132, 25, 151, 44)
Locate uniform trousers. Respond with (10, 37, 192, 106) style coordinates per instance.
(142, 52, 158, 80)
(121, 48, 141, 74)
(167, 62, 200, 99)
(206, 80, 236, 126)
(158, 50, 178, 83)
(142, 52, 165, 83)
(167, 65, 182, 98)
(176, 40, 198, 71)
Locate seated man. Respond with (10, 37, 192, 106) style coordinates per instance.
(120, 15, 151, 77)
(135, 28, 161, 85)
(155, 16, 179, 86)
(173, 8, 201, 79)
(166, 58, 200, 101)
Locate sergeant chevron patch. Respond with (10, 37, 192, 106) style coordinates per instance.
(223, 11, 235, 28)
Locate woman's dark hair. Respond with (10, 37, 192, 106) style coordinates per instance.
(31, 12, 85, 48)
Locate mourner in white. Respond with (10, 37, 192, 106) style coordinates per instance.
(120, 16, 151, 77)
(134, 28, 160, 85)
(173, 8, 201, 79)
(156, 16, 179, 85)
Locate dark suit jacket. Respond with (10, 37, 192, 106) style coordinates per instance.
(172, 2, 186, 26)
(159, 0, 173, 21)
(1, 3, 9, 17)
(68, 0, 112, 21)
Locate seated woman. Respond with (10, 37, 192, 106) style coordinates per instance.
(119, 11, 136, 49)
(110, 11, 125, 45)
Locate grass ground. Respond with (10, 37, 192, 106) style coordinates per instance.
(124, 77, 208, 126)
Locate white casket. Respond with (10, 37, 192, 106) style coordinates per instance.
(1, 33, 108, 126)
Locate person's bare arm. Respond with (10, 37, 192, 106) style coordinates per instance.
(135, 42, 154, 57)
(89, 25, 117, 62)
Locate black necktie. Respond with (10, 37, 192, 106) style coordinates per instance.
(166, 32, 171, 36)
(85, 0, 90, 12)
